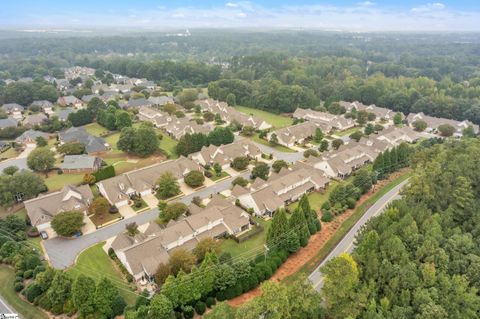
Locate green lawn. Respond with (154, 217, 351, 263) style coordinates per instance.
(288, 180, 339, 212)
(67, 242, 137, 305)
(285, 171, 412, 284)
(251, 134, 296, 153)
(209, 170, 230, 181)
(0, 265, 48, 319)
(90, 211, 122, 227)
(235, 105, 293, 129)
(84, 123, 109, 136)
(104, 132, 123, 154)
(132, 198, 148, 212)
(159, 134, 178, 159)
(220, 217, 271, 259)
(0, 147, 18, 160)
(335, 126, 360, 137)
(44, 172, 84, 191)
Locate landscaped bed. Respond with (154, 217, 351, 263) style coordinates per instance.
(209, 170, 230, 181)
(131, 197, 148, 212)
(89, 211, 122, 227)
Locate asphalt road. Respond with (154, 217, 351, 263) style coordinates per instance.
(43, 170, 252, 269)
(308, 178, 409, 291)
(0, 296, 17, 317)
(0, 145, 36, 172)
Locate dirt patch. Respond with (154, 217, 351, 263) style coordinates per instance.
(228, 168, 409, 307)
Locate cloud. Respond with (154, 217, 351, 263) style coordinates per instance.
(3, 1, 480, 32)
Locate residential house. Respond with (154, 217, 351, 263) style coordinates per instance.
(57, 95, 84, 108)
(292, 107, 355, 132)
(31, 100, 54, 115)
(24, 184, 93, 230)
(375, 126, 422, 145)
(267, 121, 319, 147)
(126, 98, 153, 109)
(195, 99, 272, 130)
(0, 118, 18, 129)
(148, 96, 174, 106)
(109, 194, 250, 282)
(55, 108, 75, 122)
(58, 127, 109, 154)
(60, 155, 102, 174)
(164, 117, 213, 140)
(97, 157, 201, 207)
(236, 165, 329, 216)
(15, 130, 50, 147)
(406, 112, 479, 137)
(340, 101, 394, 121)
(81, 94, 101, 103)
(55, 79, 71, 91)
(23, 113, 48, 128)
(190, 139, 261, 169)
(137, 107, 174, 128)
(1, 103, 24, 120)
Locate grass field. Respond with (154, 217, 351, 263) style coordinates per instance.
(44, 172, 84, 191)
(84, 123, 109, 136)
(220, 217, 271, 259)
(67, 242, 137, 305)
(159, 134, 178, 159)
(235, 105, 293, 129)
(0, 147, 19, 160)
(335, 126, 360, 137)
(251, 134, 296, 153)
(284, 171, 412, 284)
(0, 265, 48, 319)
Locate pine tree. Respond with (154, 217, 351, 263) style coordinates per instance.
(390, 147, 398, 171)
(266, 209, 289, 251)
(289, 207, 309, 246)
(383, 149, 391, 176)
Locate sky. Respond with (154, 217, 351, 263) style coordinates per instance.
(1, 1, 480, 32)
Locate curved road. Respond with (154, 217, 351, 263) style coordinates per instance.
(0, 296, 17, 317)
(309, 178, 409, 291)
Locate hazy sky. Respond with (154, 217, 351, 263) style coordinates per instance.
(1, 1, 480, 31)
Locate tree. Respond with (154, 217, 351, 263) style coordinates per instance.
(27, 147, 55, 176)
(3, 166, 18, 175)
(169, 248, 196, 275)
(88, 197, 110, 216)
(349, 130, 364, 142)
(208, 127, 234, 146)
(146, 294, 175, 319)
(269, 133, 278, 145)
(194, 238, 220, 262)
(241, 125, 255, 136)
(58, 142, 85, 155)
(51, 211, 84, 237)
(364, 123, 375, 135)
(203, 302, 236, 319)
(266, 209, 289, 250)
(332, 139, 344, 150)
(126, 222, 139, 236)
(86, 97, 106, 116)
(356, 110, 368, 125)
(463, 126, 476, 138)
(72, 275, 96, 317)
(321, 253, 361, 319)
(95, 278, 122, 319)
(314, 127, 324, 143)
(226, 93, 236, 106)
(184, 170, 205, 188)
(0, 170, 47, 206)
(160, 202, 188, 223)
(303, 149, 319, 158)
(438, 123, 455, 137)
(156, 172, 180, 199)
(252, 162, 269, 180)
(35, 136, 47, 147)
(413, 120, 428, 132)
(272, 160, 288, 173)
(393, 112, 403, 125)
(319, 140, 329, 152)
(154, 263, 171, 286)
(176, 133, 209, 156)
(115, 110, 132, 129)
(203, 111, 215, 122)
(68, 109, 93, 127)
(118, 124, 159, 157)
(232, 176, 248, 187)
(213, 162, 222, 176)
(232, 156, 249, 171)
(289, 207, 309, 246)
(164, 103, 176, 115)
(46, 271, 72, 309)
(353, 168, 373, 194)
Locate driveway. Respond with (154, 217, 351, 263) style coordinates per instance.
(0, 144, 36, 172)
(43, 170, 251, 269)
(308, 179, 409, 291)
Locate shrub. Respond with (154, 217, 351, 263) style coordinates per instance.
(271, 256, 282, 268)
(232, 176, 248, 187)
(243, 273, 259, 292)
(322, 210, 333, 223)
(33, 265, 46, 277)
(277, 250, 289, 262)
(109, 205, 119, 214)
(14, 282, 24, 292)
(93, 165, 115, 182)
(204, 170, 213, 178)
(216, 290, 226, 301)
(23, 270, 33, 279)
(184, 170, 205, 188)
(195, 301, 206, 315)
(205, 297, 216, 308)
(25, 283, 43, 303)
(346, 197, 357, 209)
(15, 276, 23, 283)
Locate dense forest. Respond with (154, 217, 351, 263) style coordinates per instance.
(321, 138, 480, 318)
(1, 31, 480, 123)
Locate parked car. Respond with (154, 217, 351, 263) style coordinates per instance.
(40, 231, 49, 240)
